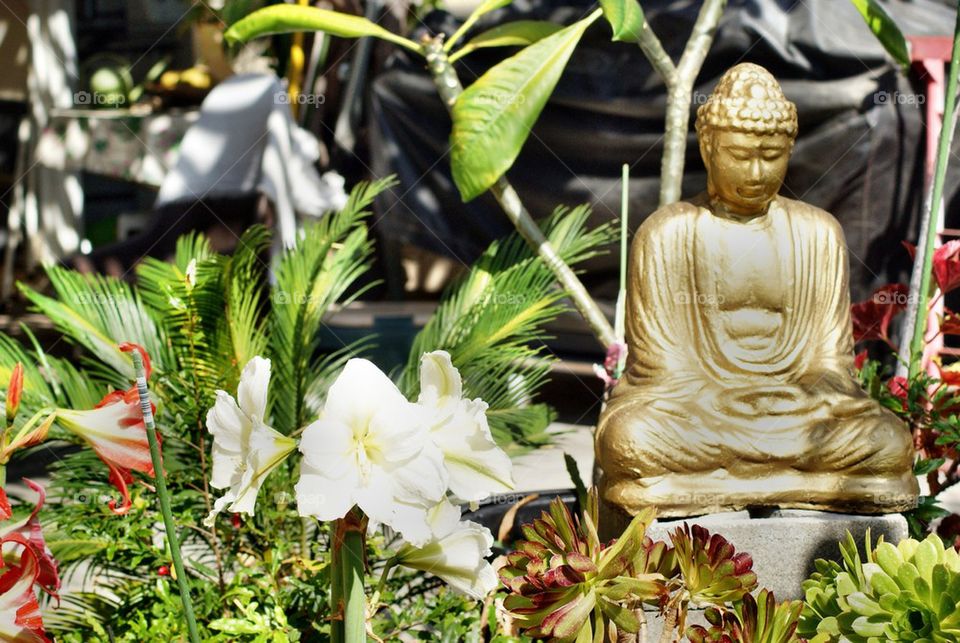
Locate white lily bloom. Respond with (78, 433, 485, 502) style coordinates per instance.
(418, 351, 514, 503)
(396, 499, 497, 600)
(296, 359, 447, 547)
(205, 357, 296, 527)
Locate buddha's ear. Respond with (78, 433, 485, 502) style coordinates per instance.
(697, 129, 713, 170)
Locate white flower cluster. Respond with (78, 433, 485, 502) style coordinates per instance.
(204, 351, 514, 599)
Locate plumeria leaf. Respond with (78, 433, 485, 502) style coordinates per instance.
(224, 4, 421, 52)
(848, 0, 910, 68)
(450, 12, 600, 201)
(598, 0, 645, 42)
(449, 21, 562, 62)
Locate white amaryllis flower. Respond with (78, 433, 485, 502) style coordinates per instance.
(205, 357, 296, 527)
(418, 351, 514, 503)
(296, 359, 447, 546)
(395, 499, 497, 600)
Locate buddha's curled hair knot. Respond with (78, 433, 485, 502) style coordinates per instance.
(696, 63, 798, 138)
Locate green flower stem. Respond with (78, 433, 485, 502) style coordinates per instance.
(329, 528, 344, 643)
(130, 350, 201, 643)
(422, 35, 618, 349)
(338, 515, 367, 643)
(908, 7, 960, 380)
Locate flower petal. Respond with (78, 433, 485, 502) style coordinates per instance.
(0, 535, 50, 642)
(430, 399, 514, 501)
(418, 351, 462, 407)
(227, 419, 296, 516)
(58, 398, 154, 476)
(397, 500, 497, 599)
(237, 357, 270, 422)
(206, 390, 249, 491)
(323, 359, 408, 429)
(298, 418, 355, 480)
(295, 467, 359, 521)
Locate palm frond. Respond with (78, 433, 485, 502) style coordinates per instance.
(19, 267, 174, 386)
(222, 225, 270, 382)
(268, 177, 395, 433)
(400, 204, 613, 451)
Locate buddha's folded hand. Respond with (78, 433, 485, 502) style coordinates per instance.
(713, 384, 819, 417)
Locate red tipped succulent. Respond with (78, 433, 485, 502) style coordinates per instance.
(671, 524, 758, 608)
(687, 589, 804, 643)
(499, 491, 667, 642)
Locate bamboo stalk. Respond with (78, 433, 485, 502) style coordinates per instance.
(907, 7, 960, 380)
(130, 350, 201, 643)
(423, 35, 618, 348)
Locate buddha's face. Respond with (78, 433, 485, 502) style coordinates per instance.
(701, 129, 792, 216)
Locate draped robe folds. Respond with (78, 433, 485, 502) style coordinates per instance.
(596, 194, 918, 516)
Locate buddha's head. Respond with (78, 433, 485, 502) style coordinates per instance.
(696, 63, 798, 216)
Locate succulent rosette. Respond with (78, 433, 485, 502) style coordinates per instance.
(687, 589, 804, 643)
(671, 524, 758, 607)
(800, 532, 960, 642)
(499, 491, 667, 642)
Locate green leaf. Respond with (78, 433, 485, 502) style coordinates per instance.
(848, 0, 910, 68)
(564, 452, 588, 510)
(598, 0, 645, 43)
(449, 21, 563, 62)
(450, 10, 600, 201)
(444, 0, 516, 52)
(913, 457, 945, 476)
(224, 4, 421, 52)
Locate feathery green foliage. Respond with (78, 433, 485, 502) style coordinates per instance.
(398, 204, 614, 451)
(268, 176, 392, 433)
(2, 179, 395, 637)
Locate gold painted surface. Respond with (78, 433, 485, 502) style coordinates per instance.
(596, 63, 918, 517)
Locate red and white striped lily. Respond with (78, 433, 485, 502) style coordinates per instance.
(0, 480, 60, 599)
(0, 479, 59, 643)
(0, 533, 50, 643)
(55, 343, 156, 514)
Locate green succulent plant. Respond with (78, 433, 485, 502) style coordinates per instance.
(499, 490, 667, 642)
(800, 531, 960, 642)
(663, 523, 759, 634)
(687, 589, 804, 643)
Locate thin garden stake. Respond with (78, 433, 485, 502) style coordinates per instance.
(130, 350, 201, 643)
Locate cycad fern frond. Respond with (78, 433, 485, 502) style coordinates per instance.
(136, 233, 227, 393)
(222, 225, 270, 383)
(268, 177, 394, 433)
(400, 204, 614, 451)
(19, 267, 173, 387)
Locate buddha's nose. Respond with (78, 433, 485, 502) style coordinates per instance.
(750, 157, 762, 180)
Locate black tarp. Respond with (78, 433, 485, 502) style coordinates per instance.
(370, 0, 960, 308)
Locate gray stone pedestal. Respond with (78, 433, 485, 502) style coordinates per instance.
(635, 509, 909, 640)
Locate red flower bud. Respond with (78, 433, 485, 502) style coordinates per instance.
(6, 362, 23, 425)
(158, 565, 170, 576)
(231, 514, 242, 529)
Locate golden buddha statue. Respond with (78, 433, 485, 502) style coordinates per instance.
(596, 63, 918, 518)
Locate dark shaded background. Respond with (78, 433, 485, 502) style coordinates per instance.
(370, 0, 959, 305)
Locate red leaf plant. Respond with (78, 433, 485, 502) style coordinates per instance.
(903, 239, 960, 295)
(850, 284, 909, 346)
